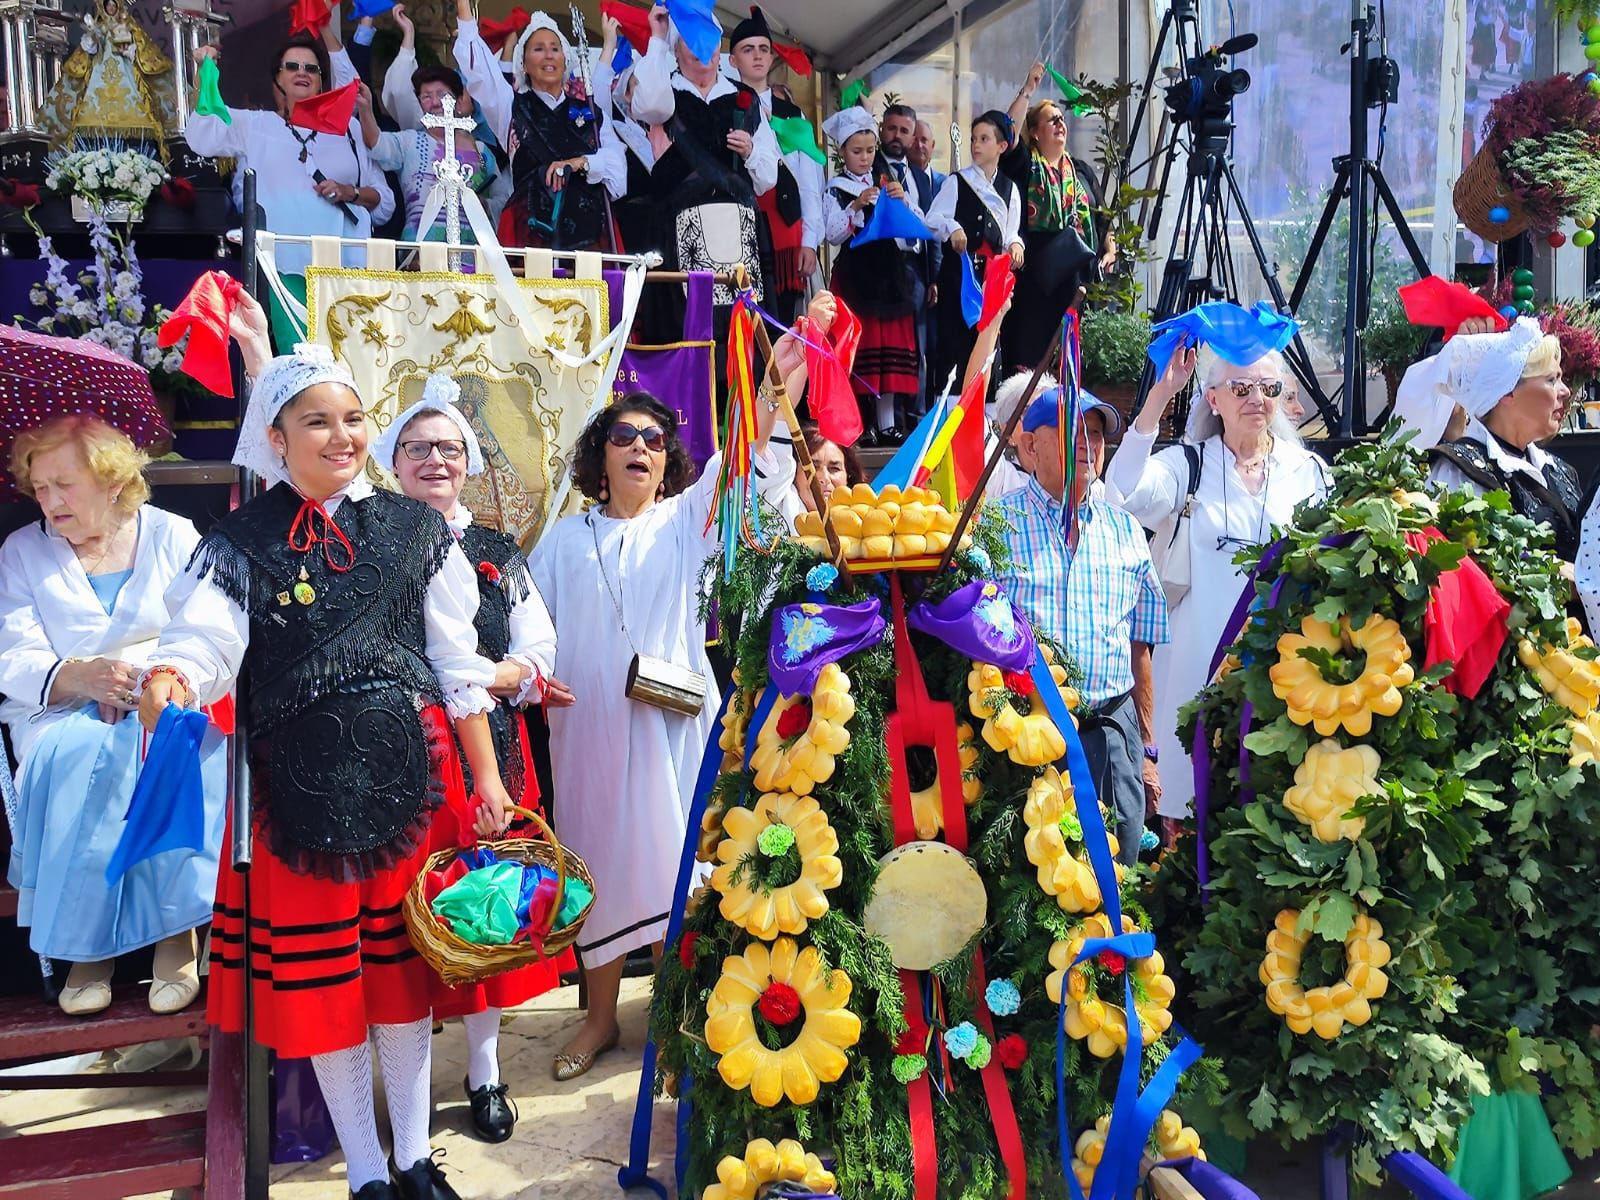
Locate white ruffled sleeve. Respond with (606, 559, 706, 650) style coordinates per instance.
(425, 543, 497, 718)
(506, 581, 557, 706)
(150, 566, 250, 707)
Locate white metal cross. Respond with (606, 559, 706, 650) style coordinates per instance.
(422, 105, 480, 252)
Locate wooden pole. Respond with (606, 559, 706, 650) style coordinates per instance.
(935, 291, 1083, 573)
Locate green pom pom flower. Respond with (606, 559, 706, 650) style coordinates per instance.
(892, 1053, 928, 1083)
(967, 1034, 993, 1069)
(757, 822, 797, 858)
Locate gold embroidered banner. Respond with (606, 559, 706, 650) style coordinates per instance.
(305, 266, 609, 549)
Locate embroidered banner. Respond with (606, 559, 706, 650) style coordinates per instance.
(306, 265, 609, 550)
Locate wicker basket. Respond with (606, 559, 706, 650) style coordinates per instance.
(404, 805, 595, 986)
(1453, 145, 1531, 242)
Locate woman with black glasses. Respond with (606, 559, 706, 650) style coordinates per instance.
(1103, 338, 1330, 840)
(529, 391, 793, 1081)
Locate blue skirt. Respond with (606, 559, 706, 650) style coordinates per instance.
(7, 704, 226, 961)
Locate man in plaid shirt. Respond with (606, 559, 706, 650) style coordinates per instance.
(991, 390, 1168, 864)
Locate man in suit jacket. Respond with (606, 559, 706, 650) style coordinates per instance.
(875, 103, 935, 432)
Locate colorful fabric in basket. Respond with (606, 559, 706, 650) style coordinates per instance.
(427, 848, 593, 947)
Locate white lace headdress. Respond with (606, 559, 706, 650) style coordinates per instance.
(1393, 316, 1543, 449)
(370, 372, 485, 477)
(233, 344, 361, 486)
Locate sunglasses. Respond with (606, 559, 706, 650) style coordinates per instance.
(280, 59, 323, 75)
(607, 422, 667, 452)
(398, 438, 466, 461)
(1224, 378, 1284, 398)
(1044, 112, 1067, 125)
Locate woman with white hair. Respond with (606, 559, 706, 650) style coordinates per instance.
(451, 0, 625, 249)
(1404, 318, 1582, 563)
(372, 376, 573, 1144)
(1103, 341, 1331, 834)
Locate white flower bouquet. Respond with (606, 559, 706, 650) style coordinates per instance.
(43, 143, 168, 215)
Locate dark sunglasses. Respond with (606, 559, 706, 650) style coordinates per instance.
(280, 59, 323, 75)
(608, 422, 667, 452)
(1224, 378, 1284, 398)
(1044, 112, 1067, 125)
(398, 438, 466, 461)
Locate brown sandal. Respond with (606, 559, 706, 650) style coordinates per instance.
(551, 1028, 620, 1082)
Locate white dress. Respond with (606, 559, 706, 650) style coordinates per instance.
(1103, 428, 1330, 818)
(530, 443, 794, 966)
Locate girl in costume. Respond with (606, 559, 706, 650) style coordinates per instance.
(924, 108, 1025, 390)
(372, 374, 575, 1143)
(531, 390, 795, 1080)
(139, 343, 510, 1200)
(821, 105, 921, 443)
(450, 0, 623, 249)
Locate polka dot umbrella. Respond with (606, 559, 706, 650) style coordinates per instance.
(0, 324, 169, 500)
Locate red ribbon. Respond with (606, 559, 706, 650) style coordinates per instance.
(288, 493, 356, 572)
(1405, 527, 1509, 699)
(480, 5, 532, 51)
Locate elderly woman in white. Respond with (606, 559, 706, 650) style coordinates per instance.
(1103, 344, 1331, 834)
(0, 416, 226, 1015)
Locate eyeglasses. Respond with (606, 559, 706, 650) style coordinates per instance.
(398, 438, 467, 461)
(1044, 113, 1067, 126)
(1224, 378, 1284, 398)
(279, 59, 323, 75)
(607, 422, 667, 452)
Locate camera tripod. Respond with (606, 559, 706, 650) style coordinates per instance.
(1127, 1, 1339, 432)
(1289, 1, 1431, 437)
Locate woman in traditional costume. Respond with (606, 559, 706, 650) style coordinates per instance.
(821, 106, 921, 442)
(451, 0, 620, 249)
(185, 37, 393, 349)
(530, 390, 794, 1080)
(0, 417, 226, 1016)
(139, 344, 510, 1200)
(924, 109, 1025, 389)
(372, 375, 575, 1142)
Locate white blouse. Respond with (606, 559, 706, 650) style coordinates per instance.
(444, 505, 557, 707)
(152, 478, 495, 719)
(923, 164, 1023, 250)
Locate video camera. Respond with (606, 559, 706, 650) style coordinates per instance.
(1164, 32, 1257, 143)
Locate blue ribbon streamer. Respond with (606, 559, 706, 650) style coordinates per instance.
(106, 703, 209, 885)
(960, 251, 983, 328)
(1383, 1152, 1475, 1200)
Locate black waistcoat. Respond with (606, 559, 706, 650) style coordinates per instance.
(954, 171, 1014, 256)
(827, 183, 915, 315)
(650, 81, 760, 210)
(456, 524, 535, 803)
(765, 92, 804, 227)
(189, 484, 457, 879)
(1430, 437, 1584, 560)
(511, 91, 609, 249)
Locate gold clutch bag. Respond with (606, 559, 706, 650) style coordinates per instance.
(625, 653, 707, 717)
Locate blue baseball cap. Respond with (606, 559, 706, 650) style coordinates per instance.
(1020, 387, 1124, 436)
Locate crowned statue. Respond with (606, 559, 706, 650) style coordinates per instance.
(36, 0, 179, 156)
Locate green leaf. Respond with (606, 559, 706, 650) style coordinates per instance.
(1247, 1083, 1278, 1128)
(1244, 717, 1306, 759)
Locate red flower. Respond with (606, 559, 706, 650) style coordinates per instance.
(677, 931, 700, 969)
(1097, 950, 1126, 976)
(996, 1034, 1029, 1070)
(477, 560, 502, 584)
(736, 90, 753, 111)
(0, 178, 40, 210)
(758, 981, 802, 1025)
(775, 700, 812, 740)
(1001, 670, 1034, 696)
(895, 1024, 927, 1056)
(160, 177, 196, 211)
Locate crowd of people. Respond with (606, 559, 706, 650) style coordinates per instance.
(4, 4, 1600, 1199)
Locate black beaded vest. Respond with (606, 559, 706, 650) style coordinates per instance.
(189, 484, 457, 880)
(827, 181, 916, 315)
(456, 523, 535, 803)
(1430, 437, 1583, 560)
(511, 91, 610, 250)
(651, 81, 761, 210)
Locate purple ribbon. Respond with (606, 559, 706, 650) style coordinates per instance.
(907, 580, 1036, 673)
(767, 598, 888, 695)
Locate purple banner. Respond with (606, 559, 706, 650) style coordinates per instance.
(605, 270, 718, 470)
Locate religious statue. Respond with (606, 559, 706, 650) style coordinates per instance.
(36, 0, 179, 157)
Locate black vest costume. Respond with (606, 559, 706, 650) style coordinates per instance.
(188, 484, 457, 881)
(765, 93, 805, 229)
(827, 181, 916, 316)
(511, 91, 610, 250)
(935, 171, 1018, 381)
(1430, 437, 1584, 560)
(456, 523, 534, 804)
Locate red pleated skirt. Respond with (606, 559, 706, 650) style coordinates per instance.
(432, 710, 575, 1017)
(209, 704, 470, 1059)
(853, 310, 920, 398)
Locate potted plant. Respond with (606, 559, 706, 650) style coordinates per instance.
(1079, 308, 1151, 434)
(1454, 73, 1600, 242)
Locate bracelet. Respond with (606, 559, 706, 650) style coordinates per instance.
(138, 664, 190, 697)
(759, 386, 780, 414)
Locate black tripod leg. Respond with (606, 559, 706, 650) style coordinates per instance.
(1288, 159, 1353, 314)
(1366, 163, 1432, 278)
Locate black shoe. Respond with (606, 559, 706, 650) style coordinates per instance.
(463, 1075, 516, 1143)
(352, 1182, 399, 1200)
(390, 1152, 462, 1200)
(877, 426, 907, 447)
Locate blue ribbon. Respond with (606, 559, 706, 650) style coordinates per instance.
(1383, 1152, 1474, 1200)
(665, 0, 721, 66)
(617, 684, 775, 1197)
(613, 35, 634, 76)
(960, 251, 983, 328)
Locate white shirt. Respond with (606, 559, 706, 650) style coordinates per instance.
(1428, 414, 1561, 495)
(152, 477, 496, 720)
(444, 504, 557, 707)
(186, 61, 394, 277)
(924, 164, 1024, 251)
(755, 85, 823, 251)
(628, 36, 778, 197)
(822, 171, 878, 244)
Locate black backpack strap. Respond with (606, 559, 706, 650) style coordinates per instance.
(1429, 440, 1503, 495)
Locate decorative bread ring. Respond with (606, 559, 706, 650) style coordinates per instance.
(1259, 907, 1391, 1039)
(1519, 617, 1600, 718)
(908, 723, 983, 839)
(1045, 912, 1176, 1059)
(967, 650, 1073, 767)
(749, 662, 855, 795)
(703, 937, 862, 1107)
(702, 1138, 837, 1200)
(1269, 613, 1415, 737)
(710, 791, 844, 939)
(1022, 766, 1123, 912)
(1281, 738, 1383, 843)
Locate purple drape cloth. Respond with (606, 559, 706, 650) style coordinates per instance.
(907, 580, 1036, 672)
(271, 1055, 333, 1163)
(604, 269, 718, 470)
(1167, 1157, 1263, 1200)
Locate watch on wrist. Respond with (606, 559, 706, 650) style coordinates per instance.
(1143, 744, 1159, 764)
